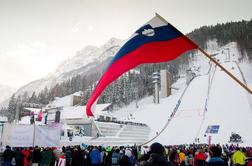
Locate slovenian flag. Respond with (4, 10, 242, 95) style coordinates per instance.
(86, 14, 198, 116)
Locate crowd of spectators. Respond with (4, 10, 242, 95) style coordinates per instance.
(1, 143, 252, 166)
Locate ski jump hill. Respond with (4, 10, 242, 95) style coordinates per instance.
(113, 41, 252, 146)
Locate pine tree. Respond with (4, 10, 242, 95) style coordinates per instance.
(7, 94, 17, 122)
(29, 92, 38, 103)
(21, 91, 29, 103)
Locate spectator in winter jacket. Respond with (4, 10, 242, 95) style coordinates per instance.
(194, 148, 206, 166)
(21, 148, 30, 166)
(41, 147, 53, 166)
(185, 153, 193, 166)
(3, 145, 13, 166)
(119, 155, 133, 166)
(207, 145, 225, 166)
(111, 148, 121, 166)
(31, 146, 42, 166)
(65, 147, 72, 166)
(179, 150, 186, 166)
(72, 148, 80, 166)
(81, 149, 90, 166)
(221, 153, 229, 166)
(246, 148, 252, 166)
(90, 146, 101, 166)
(232, 148, 246, 166)
(247, 159, 252, 166)
(104, 147, 113, 166)
(14, 147, 24, 166)
(138, 142, 174, 166)
(126, 148, 136, 166)
(52, 147, 61, 166)
(169, 150, 180, 166)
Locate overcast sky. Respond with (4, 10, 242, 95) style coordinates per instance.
(0, 0, 251, 88)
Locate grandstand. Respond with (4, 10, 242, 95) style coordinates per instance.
(88, 121, 151, 145)
(60, 120, 150, 146)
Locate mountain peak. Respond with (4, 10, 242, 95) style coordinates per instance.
(78, 45, 98, 56)
(102, 37, 124, 49)
(52, 37, 123, 77)
(107, 37, 123, 44)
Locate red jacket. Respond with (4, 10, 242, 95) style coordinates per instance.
(247, 161, 252, 166)
(21, 149, 30, 166)
(194, 152, 206, 166)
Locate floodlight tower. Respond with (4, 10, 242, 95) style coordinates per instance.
(152, 72, 160, 104)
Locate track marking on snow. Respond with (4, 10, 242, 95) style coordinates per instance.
(194, 64, 217, 140)
(174, 109, 205, 118)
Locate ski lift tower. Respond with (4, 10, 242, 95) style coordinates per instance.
(152, 72, 160, 104)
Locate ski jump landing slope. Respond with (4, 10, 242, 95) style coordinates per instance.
(148, 61, 252, 145)
(197, 62, 252, 145)
(152, 75, 209, 145)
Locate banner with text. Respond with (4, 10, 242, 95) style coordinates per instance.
(2, 124, 34, 147)
(34, 125, 61, 147)
(2, 124, 61, 147)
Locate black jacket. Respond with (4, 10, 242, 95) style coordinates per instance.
(3, 148, 13, 162)
(139, 153, 174, 166)
(119, 155, 133, 166)
(32, 148, 42, 163)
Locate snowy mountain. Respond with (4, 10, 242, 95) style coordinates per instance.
(14, 38, 124, 96)
(54, 38, 123, 77)
(110, 41, 252, 145)
(0, 84, 16, 108)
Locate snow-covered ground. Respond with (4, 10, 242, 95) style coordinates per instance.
(15, 41, 252, 146)
(111, 41, 252, 146)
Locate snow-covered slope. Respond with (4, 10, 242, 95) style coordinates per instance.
(111, 41, 252, 145)
(14, 38, 124, 96)
(155, 75, 209, 145)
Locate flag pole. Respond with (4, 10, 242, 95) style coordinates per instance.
(155, 13, 252, 95)
(33, 122, 36, 147)
(197, 47, 252, 95)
